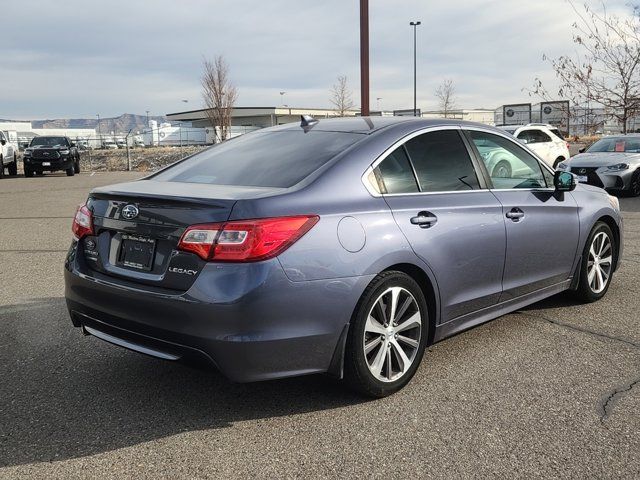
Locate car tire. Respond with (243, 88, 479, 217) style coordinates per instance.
(343, 271, 429, 398)
(74, 158, 81, 174)
(628, 169, 640, 197)
(0, 156, 4, 179)
(574, 221, 616, 303)
(8, 154, 18, 176)
(24, 166, 34, 178)
(553, 157, 565, 169)
(66, 167, 75, 177)
(492, 160, 511, 178)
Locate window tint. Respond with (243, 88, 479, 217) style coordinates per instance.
(404, 130, 480, 192)
(373, 147, 419, 194)
(153, 130, 363, 188)
(469, 130, 548, 189)
(517, 129, 551, 144)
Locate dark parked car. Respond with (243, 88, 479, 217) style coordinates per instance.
(65, 117, 623, 397)
(23, 136, 80, 177)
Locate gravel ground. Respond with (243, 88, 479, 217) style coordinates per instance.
(0, 172, 638, 479)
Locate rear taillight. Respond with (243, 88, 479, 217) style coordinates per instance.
(72, 203, 93, 240)
(566, 142, 570, 150)
(178, 215, 319, 262)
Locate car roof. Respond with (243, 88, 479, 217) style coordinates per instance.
(272, 116, 499, 134)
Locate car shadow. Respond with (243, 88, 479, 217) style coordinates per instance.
(0, 297, 367, 467)
(518, 291, 583, 311)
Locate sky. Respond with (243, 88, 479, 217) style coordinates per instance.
(0, 0, 633, 120)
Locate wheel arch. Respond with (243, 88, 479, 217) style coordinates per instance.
(596, 215, 621, 271)
(381, 263, 438, 346)
(327, 261, 440, 379)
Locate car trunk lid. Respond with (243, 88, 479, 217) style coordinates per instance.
(80, 179, 284, 291)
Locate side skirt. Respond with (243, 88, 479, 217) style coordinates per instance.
(433, 279, 572, 343)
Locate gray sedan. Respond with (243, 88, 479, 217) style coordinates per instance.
(64, 117, 623, 397)
(558, 135, 640, 196)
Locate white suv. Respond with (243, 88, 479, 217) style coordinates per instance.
(0, 131, 18, 177)
(498, 124, 570, 169)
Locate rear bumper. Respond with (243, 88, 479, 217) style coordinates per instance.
(64, 246, 372, 382)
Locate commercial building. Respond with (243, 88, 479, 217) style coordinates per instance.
(167, 106, 359, 130)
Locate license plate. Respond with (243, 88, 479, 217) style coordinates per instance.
(118, 235, 156, 271)
(576, 175, 588, 183)
(42, 162, 51, 166)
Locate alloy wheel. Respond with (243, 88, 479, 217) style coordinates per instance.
(363, 287, 422, 382)
(587, 231, 612, 294)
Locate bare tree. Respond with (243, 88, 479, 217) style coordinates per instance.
(330, 75, 355, 116)
(532, 1, 640, 133)
(435, 79, 457, 118)
(201, 56, 238, 143)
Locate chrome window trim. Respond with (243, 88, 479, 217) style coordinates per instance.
(361, 125, 489, 198)
(361, 124, 557, 198)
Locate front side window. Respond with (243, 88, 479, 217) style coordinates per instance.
(469, 130, 548, 189)
(404, 130, 480, 192)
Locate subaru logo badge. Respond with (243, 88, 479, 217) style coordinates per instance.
(121, 204, 139, 220)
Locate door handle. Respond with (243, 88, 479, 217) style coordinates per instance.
(506, 208, 525, 222)
(410, 211, 438, 228)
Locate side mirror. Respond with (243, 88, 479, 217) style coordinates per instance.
(70, 142, 77, 147)
(554, 171, 576, 192)
(578, 147, 586, 153)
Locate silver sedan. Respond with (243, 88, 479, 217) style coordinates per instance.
(558, 135, 640, 196)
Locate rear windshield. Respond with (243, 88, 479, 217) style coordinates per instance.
(30, 137, 67, 147)
(153, 130, 363, 188)
(587, 137, 640, 153)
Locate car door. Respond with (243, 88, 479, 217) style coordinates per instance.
(466, 128, 580, 301)
(372, 127, 506, 323)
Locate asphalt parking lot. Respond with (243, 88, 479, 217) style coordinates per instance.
(1, 172, 639, 479)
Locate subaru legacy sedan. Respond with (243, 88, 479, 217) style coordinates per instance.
(65, 117, 623, 397)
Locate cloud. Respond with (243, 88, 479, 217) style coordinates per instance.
(0, 0, 633, 119)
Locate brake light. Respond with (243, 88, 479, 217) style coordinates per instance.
(72, 203, 93, 240)
(566, 142, 570, 150)
(178, 215, 319, 262)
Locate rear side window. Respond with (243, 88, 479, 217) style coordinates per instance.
(153, 130, 363, 188)
(373, 147, 419, 194)
(549, 128, 564, 140)
(404, 130, 480, 192)
(517, 129, 551, 144)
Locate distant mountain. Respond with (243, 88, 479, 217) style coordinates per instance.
(3, 114, 167, 134)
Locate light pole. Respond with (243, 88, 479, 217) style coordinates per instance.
(279, 91, 286, 106)
(410, 21, 421, 117)
(360, 0, 370, 116)
(96, 114, 101, 147)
